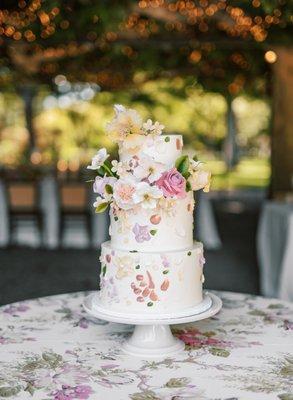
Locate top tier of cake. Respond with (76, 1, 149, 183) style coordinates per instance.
(88, 104, 211, 253)
(109, 134, 195, 252)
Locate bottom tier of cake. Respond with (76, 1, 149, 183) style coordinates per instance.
(99, 241, 205, 314)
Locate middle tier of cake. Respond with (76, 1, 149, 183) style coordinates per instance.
(109, 191, 194, 252)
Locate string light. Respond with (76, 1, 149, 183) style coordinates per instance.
(264, 50, 277, 63)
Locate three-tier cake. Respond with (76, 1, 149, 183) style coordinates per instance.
(87, 105, 211, 314)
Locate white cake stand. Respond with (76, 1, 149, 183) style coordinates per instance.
(83, 291, 222, 358)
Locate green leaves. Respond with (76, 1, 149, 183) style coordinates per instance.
(102, 265, 107, 277)
(150, 229, 157, 236)
(95, 202, 109, 213)
(105, 184, 113, 195)
(175, 155, 190, 179)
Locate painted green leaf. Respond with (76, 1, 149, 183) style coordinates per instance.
(150, 230, 157, 236)
(209, 347, 230, 357)
(164, 136, 170, 142)
(135, 265, 140, 269)
(147, 302, 153, 307)
(163, 270, 169, 274)
(102, 265, 107, 277)
(95, 202, 109, 213)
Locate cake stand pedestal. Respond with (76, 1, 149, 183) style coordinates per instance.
(83, 291, 222, 358)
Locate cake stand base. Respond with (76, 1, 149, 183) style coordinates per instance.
(83, 291, 222, 359)
(122, 324, 185, 357)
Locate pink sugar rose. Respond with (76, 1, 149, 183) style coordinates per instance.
(155, 167, 186, 198)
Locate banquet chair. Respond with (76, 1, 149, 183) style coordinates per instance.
(58, 181, 93, 247)
(6, 180, 44, 246)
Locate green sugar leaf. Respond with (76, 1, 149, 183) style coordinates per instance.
(95, 202, 109, 213)
(150, 229, 157, 236)
(105, 184, 113, 195)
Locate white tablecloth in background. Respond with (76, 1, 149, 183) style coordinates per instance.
(257, 201, 293, 300)
(279, 213, 293, 301)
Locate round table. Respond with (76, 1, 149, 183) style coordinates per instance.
(0, 291, 292, 400)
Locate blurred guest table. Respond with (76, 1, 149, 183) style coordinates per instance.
(257, 200, 293, 301)
(0, 291, 292, 399)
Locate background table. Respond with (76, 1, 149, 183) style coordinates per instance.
(257, 200, 293, 300)
(0, 291, 292, 400)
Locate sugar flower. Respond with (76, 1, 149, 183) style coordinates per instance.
(156, 168, 186, 198)
(106, 105, 142, 142)
(113, 178, 136, 210)
(93, 176, 117, 200)
(87, 148, 109, 170)
(121, 133, 145, 150)
(133, 157, 166, 183)
(188, 160, 211, 192)
(93, 196, 107, 208)
(143, 119, 165, 136)
(133, 181, 163, 209)
(111, 160, 131, 178)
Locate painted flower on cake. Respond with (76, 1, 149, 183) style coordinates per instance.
(133, 182, 163, 209)
(113, 179, 136, 210)
(87, 148, 109, 170)
(132, 223, 151, 242)
(105, 104, 142, 142)
(156, 168, 186, 199)
(133, 157, 166, 183)
(115, 255, 135, 279)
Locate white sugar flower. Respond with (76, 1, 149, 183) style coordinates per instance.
(106, 105, 143, 142)
(143, 119, 164, 136)
(114, 104, 126, 114)
(133, 182, 163, 209)
(188, 160, 211, 192)
(113, 178, 137, 210)
(133, 157, 165, 183)
(93, 196, 107, 208)
(111, 160, 131, 178)
(122, 133, 145, 150)
(87, 148, 109, 170)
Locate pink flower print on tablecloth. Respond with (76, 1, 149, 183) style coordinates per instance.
(52, 384, 93, 400)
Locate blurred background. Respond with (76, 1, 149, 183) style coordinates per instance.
(0, 0, 292, 305)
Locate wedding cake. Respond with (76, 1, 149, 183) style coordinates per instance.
(87, 105, 211, 314)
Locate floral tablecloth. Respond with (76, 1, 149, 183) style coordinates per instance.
(0, 291, 292, 400)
